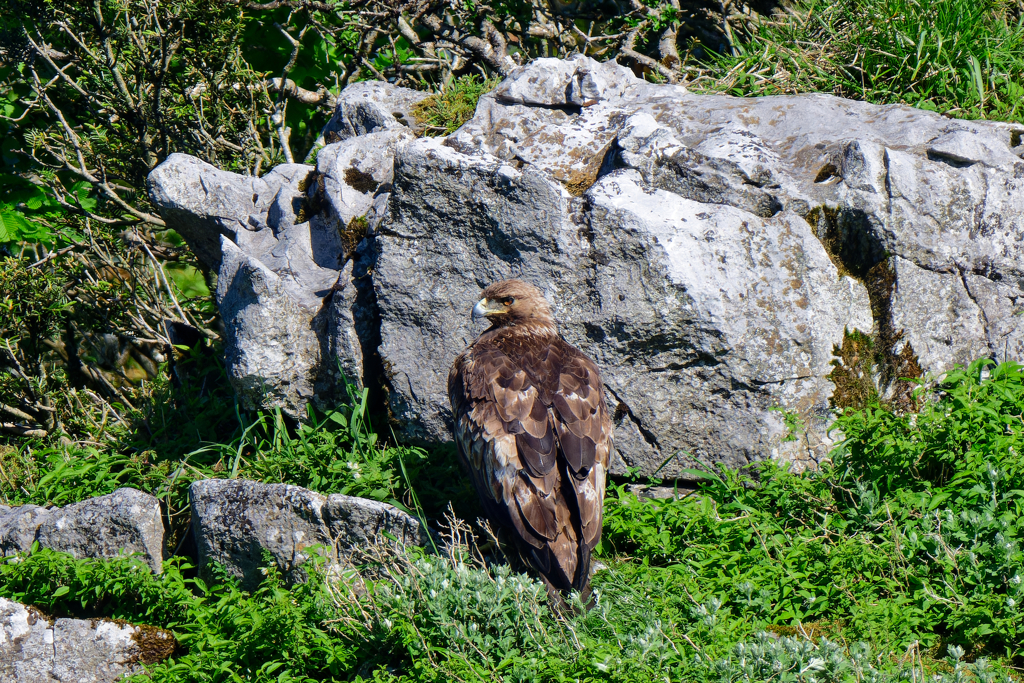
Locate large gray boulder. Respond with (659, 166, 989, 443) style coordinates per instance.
(0, 597, 176, 681)
(149, 56, 1024, 478)
(375, 137, 872, 473)
(0, 489, 164, 572)
(189, 479, 427, 590)
(376, 55, 1023, 476)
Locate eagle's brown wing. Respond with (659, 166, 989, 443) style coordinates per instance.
(448, 336, 612, 592)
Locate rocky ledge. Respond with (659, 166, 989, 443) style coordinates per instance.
(190, 478, 428, 590)
(0, 597, 177, 682)
(147, 56, 1024, 478)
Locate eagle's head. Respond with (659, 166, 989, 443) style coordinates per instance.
(472, 279, 556, 333)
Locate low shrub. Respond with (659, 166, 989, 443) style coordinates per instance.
(412, 76, 500, 136)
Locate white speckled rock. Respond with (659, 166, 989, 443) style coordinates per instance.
(320, 80, 429, 141)
(0, 505, 51, 556)
(380, 55, 1023, 476)
(0, 597, 175, 681)
(147, 128, 410, 417)
(33, 488, 165, 573)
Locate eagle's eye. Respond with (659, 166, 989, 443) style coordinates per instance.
(502, 297, 515, 306)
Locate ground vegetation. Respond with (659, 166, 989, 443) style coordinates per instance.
(2, 0, 1024, 680)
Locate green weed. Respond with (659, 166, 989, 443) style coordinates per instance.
(411, 75, 500, 136)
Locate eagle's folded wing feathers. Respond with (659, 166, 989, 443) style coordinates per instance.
(450, 336, 611, 592)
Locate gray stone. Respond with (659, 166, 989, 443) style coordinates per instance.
(0, 597, 175, 682)
(0, 505, 51, 556)
(0, 490, 163, 572)
(376, 138, 872, 473)
(147, 153, 287, 271)
(889, 257, 990, 374)
(489, 53, 639, 108)
(33, 488, 165, 573)
(190, 479, 426, 590)
(216, 237, 324, 416)
(315, 128, 414, 234)
(148, 128, 412, 417)
(320, 81, 430, 142)
(325, 494, 429, 554)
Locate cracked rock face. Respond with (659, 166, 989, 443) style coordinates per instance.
(189, 479, 427, 590)
(0, 488, 165, 572)
(148, 127, 411, 415)
(148, 57, 1024, 478)
(0, 597, 176, 682)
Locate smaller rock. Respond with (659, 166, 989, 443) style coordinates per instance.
(625, 484, 697, 501)
(0, 505, 51, 556)
(0, 597, 176, 682)
(146, 153, 270, 270)
(191, 479, 332, 590)
(321, 81, 429, 141)
(315, 129, 414, 234)
(33, 488, 165, 573)
(492, 53, 638, 108)
(190, 479, 427, 590)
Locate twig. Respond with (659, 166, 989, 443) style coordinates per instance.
(620, 25, 682, 84)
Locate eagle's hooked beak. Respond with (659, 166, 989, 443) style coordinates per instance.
(472, 297, 509, 322)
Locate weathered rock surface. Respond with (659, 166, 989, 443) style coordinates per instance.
(147, 102, 415, 415)
(190, 478, 427, 590)
(0, 597, 176, 682)
(149, 56, 1024, 478)
(319, 80, 429, 142)
(0, 505, 51, 557)
(0, 489, 164, 572)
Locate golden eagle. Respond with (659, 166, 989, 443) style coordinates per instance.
(448, 279, 613, 604)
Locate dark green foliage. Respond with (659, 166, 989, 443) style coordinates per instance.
(838, 359, 1024, 497)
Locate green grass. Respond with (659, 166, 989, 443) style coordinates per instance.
(692, 0, 1024, 124)
(411, 75, 500, 136)
(2, 360, 1024, 681)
